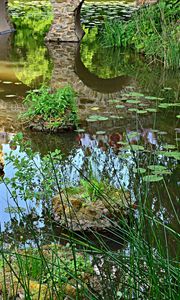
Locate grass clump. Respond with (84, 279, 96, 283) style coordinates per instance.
(21, 86, 78, 132)
(100, 0, 180, 69)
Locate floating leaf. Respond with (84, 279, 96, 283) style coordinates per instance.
(136, 110, 147, 114)
(133, 167, 146, 174)
(157, 151, 180, 160)
(129, 92, 144, 97)
(128, 108, 137, 112)
(176, 115, 180, 119)
(145, 96, 159, 100)
(5, 95, 16, 98)
(126, 100, 141, 104)
(98, 116, 109, 121)
(75, 129, 85, 133)
(146, 108, 158, 113)
(125, 145, 144, 151)
(143, 175, 163, 182)
(110, 115, 123, 119)
(148, 165, 167, 171)
(115, 105, 125, 109)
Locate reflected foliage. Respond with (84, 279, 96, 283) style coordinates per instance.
(8, 1, 53, 87)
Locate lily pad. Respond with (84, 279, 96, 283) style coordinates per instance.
(133, 167, 146, 174)
(115, 105, 125, 109)
(146, 108, 158, 113)
(125, 145, 144, 151)
(75, 129, 85, 133)
(143, 175, 163, 182)
(136, 110, 148, 114)
(145, 96, 159, 100)
(126, 100, 141, 104)
(157, 151, 180, 160)
(128, 92, 144, 97)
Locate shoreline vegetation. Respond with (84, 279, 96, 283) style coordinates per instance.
(100, 0, 180, 69)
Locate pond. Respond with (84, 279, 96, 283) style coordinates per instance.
(0, 0, 179, 260)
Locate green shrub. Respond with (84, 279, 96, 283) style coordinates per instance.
(21, 86, 78, 131)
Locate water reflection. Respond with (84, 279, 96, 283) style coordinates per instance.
(0, 19, 179, 258)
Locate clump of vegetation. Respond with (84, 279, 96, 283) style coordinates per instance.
(0, 244, 93, 299)
(21, 86, 78, 132)
(100, 0, 180, 69)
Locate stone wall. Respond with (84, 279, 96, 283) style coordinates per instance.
(46, 0, 84, 42)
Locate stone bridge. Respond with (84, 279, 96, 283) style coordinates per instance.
(0, 0, 158, 41)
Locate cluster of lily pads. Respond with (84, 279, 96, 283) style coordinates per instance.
(81, 1, 137, 29)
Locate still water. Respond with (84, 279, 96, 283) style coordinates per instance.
(0, 1, 179, 256)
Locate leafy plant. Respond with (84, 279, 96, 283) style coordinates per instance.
(21, 86, 78, 131)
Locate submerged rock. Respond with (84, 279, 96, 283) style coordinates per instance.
(52, 187, 130, 231)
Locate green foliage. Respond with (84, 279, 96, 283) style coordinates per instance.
(14, 246, 93, 284)
(100, 0, 180, 69)
(21, 86, 78, 130)
(8, 0, 53, 37)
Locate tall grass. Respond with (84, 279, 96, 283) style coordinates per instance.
(0, 138, 179, 299)
(100, 0, 180, 69)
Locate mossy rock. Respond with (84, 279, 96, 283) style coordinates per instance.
(52, 186, 130, 231)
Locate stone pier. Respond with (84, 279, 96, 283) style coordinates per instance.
(46, 0, 84, 42)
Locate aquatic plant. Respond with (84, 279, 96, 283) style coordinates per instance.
(100, 0, 180, 69)
(20, 86, 78, 132)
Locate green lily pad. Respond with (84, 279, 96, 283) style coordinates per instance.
(125, 145, 144, 151)
(143, 175, 163, 182)
(156, 151, 180, 160)
(115, 105, 125, 109)
(133, 167, 146, 174)
(146, 108, 158, 113)
(136, 110, 148, 114)
(128, 108, 137, 112)
(145, 96, 159, 100)
(126, 100, 141, 104)
(129, 92, 144, 97)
